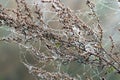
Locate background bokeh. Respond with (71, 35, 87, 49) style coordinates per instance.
(0, 0, 120, 80)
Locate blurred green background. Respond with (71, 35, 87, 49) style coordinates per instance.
(0, 0, 120, 80)
(0, 26, 35, 80)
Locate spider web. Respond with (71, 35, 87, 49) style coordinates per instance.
(0, 0, 120, 80)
